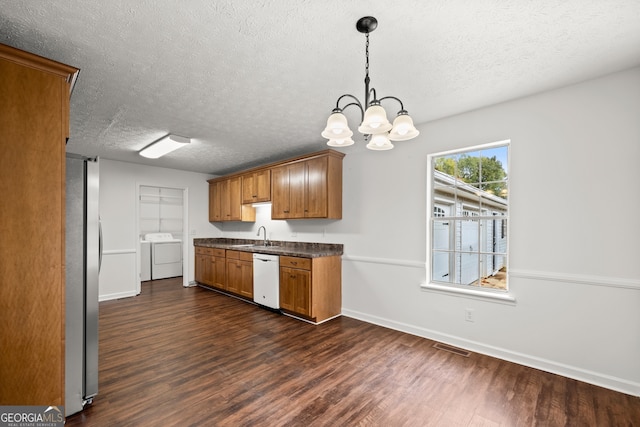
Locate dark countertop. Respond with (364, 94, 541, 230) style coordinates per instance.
(193, 238, 343, 258)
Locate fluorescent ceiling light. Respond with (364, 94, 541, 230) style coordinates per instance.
(139, 134, 190, 159)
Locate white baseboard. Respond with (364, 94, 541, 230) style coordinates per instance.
(342, 308, 640, 397)
(99, 290, 138, 302)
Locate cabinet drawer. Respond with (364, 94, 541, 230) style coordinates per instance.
(226, 250, 253, 261)
(210, 248, 226, 257)
(280, 256, 311, 270)
(196, 246, 213, 255)
(196, 247, 225, 257)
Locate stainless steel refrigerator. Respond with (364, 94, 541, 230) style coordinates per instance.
(65, 154, 100, 416)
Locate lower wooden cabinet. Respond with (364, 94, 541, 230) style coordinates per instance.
(195, 247, 226, 290)
(210, 253, 226, 290)
(280, 265, 311, 316)
(195, 252, 208, 284)
(279, 255, 341, 323)
(225, 250, 253, 299)
(195, 247, 342, 323)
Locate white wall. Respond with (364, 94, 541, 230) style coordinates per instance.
(99, 160, 218, 300)
(218, 67, 640, 396)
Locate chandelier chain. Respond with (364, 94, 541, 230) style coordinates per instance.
(365, 32, 370, 79)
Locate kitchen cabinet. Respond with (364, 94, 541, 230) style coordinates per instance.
(242, 169, 271, 204)
(195, 247, 225, 290)
(271, 152, 343, 220)
(208, 181, 221, 222)
(195, 250, 209, 285)
(280, 260, 312, 316)
(210, 252, 227, 290)
(208, 149, 344, 223)
(209, 176, 256, 222)
(225, 250, 253, 299)
(279, 255, 342, 323)
(0, 44, 79, 406)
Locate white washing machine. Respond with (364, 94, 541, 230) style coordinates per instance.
(144, 233, 182, 279)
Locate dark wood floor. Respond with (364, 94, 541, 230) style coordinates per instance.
(65, 278, 640, 426)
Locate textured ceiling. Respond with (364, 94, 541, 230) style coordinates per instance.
(1, 1, 639, 174)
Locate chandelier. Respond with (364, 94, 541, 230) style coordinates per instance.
(322, 16, 419, 151)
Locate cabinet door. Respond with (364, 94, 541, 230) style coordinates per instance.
(271, 165, 290, 219)
(217, 179, 230, 221)
(279, 267, 295, 311)
(242, 170, 271, 204)
(288, 162, 306, 219)
(211, 256, 226, 289)
(254, 169, 271, 202)
(209, 182, 222, 222)
(241, 173, 255, 204)
(226, 258, 242, 294)
(195, 253, 208, 284)
(228, 176, 242, 221)
(304, 157, 328, 218)
(279, 266, 311, 316)
(238, 260, 253, 299)
(292, 269, 311, 316)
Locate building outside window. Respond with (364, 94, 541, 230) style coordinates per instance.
(427, 141, 509, 291)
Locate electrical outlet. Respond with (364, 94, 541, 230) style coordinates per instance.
(465, 308, 475, 322)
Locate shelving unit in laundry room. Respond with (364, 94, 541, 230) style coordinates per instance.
(139, 186, 184, 240)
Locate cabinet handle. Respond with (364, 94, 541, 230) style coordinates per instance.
(291, 261, 297, 265)
(290, 275, 296, 279)
(284, 210, 289, 213)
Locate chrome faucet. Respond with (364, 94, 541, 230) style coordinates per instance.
(257, 226, 267, 246)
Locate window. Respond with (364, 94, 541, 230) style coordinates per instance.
(427, 141, 509, 291)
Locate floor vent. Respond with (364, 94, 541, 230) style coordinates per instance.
(433, 342, 471, 357)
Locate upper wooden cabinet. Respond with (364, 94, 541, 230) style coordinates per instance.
(209, 176, 255, 222)
(208, 149, 344, 222)
(208, 181, 221, 221)
(271, 151, 343, 220)
(242, 169, 271, 204)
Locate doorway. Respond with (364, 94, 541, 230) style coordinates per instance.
(137, 185, 189, 292)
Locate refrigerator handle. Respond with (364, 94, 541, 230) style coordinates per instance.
(98, 217, 103, 273)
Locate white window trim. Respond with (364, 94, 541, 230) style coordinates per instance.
(425, 139, 515, 303)
(421, 282, 516, 304)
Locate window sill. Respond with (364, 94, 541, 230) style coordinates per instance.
(420, 282, 516, 305)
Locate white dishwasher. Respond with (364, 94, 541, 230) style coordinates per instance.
(253, 253, 280, 309)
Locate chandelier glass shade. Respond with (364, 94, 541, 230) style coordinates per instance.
(322, 16, 419, 150)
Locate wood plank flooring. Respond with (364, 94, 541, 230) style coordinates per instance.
(65, 278, 640, 426)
